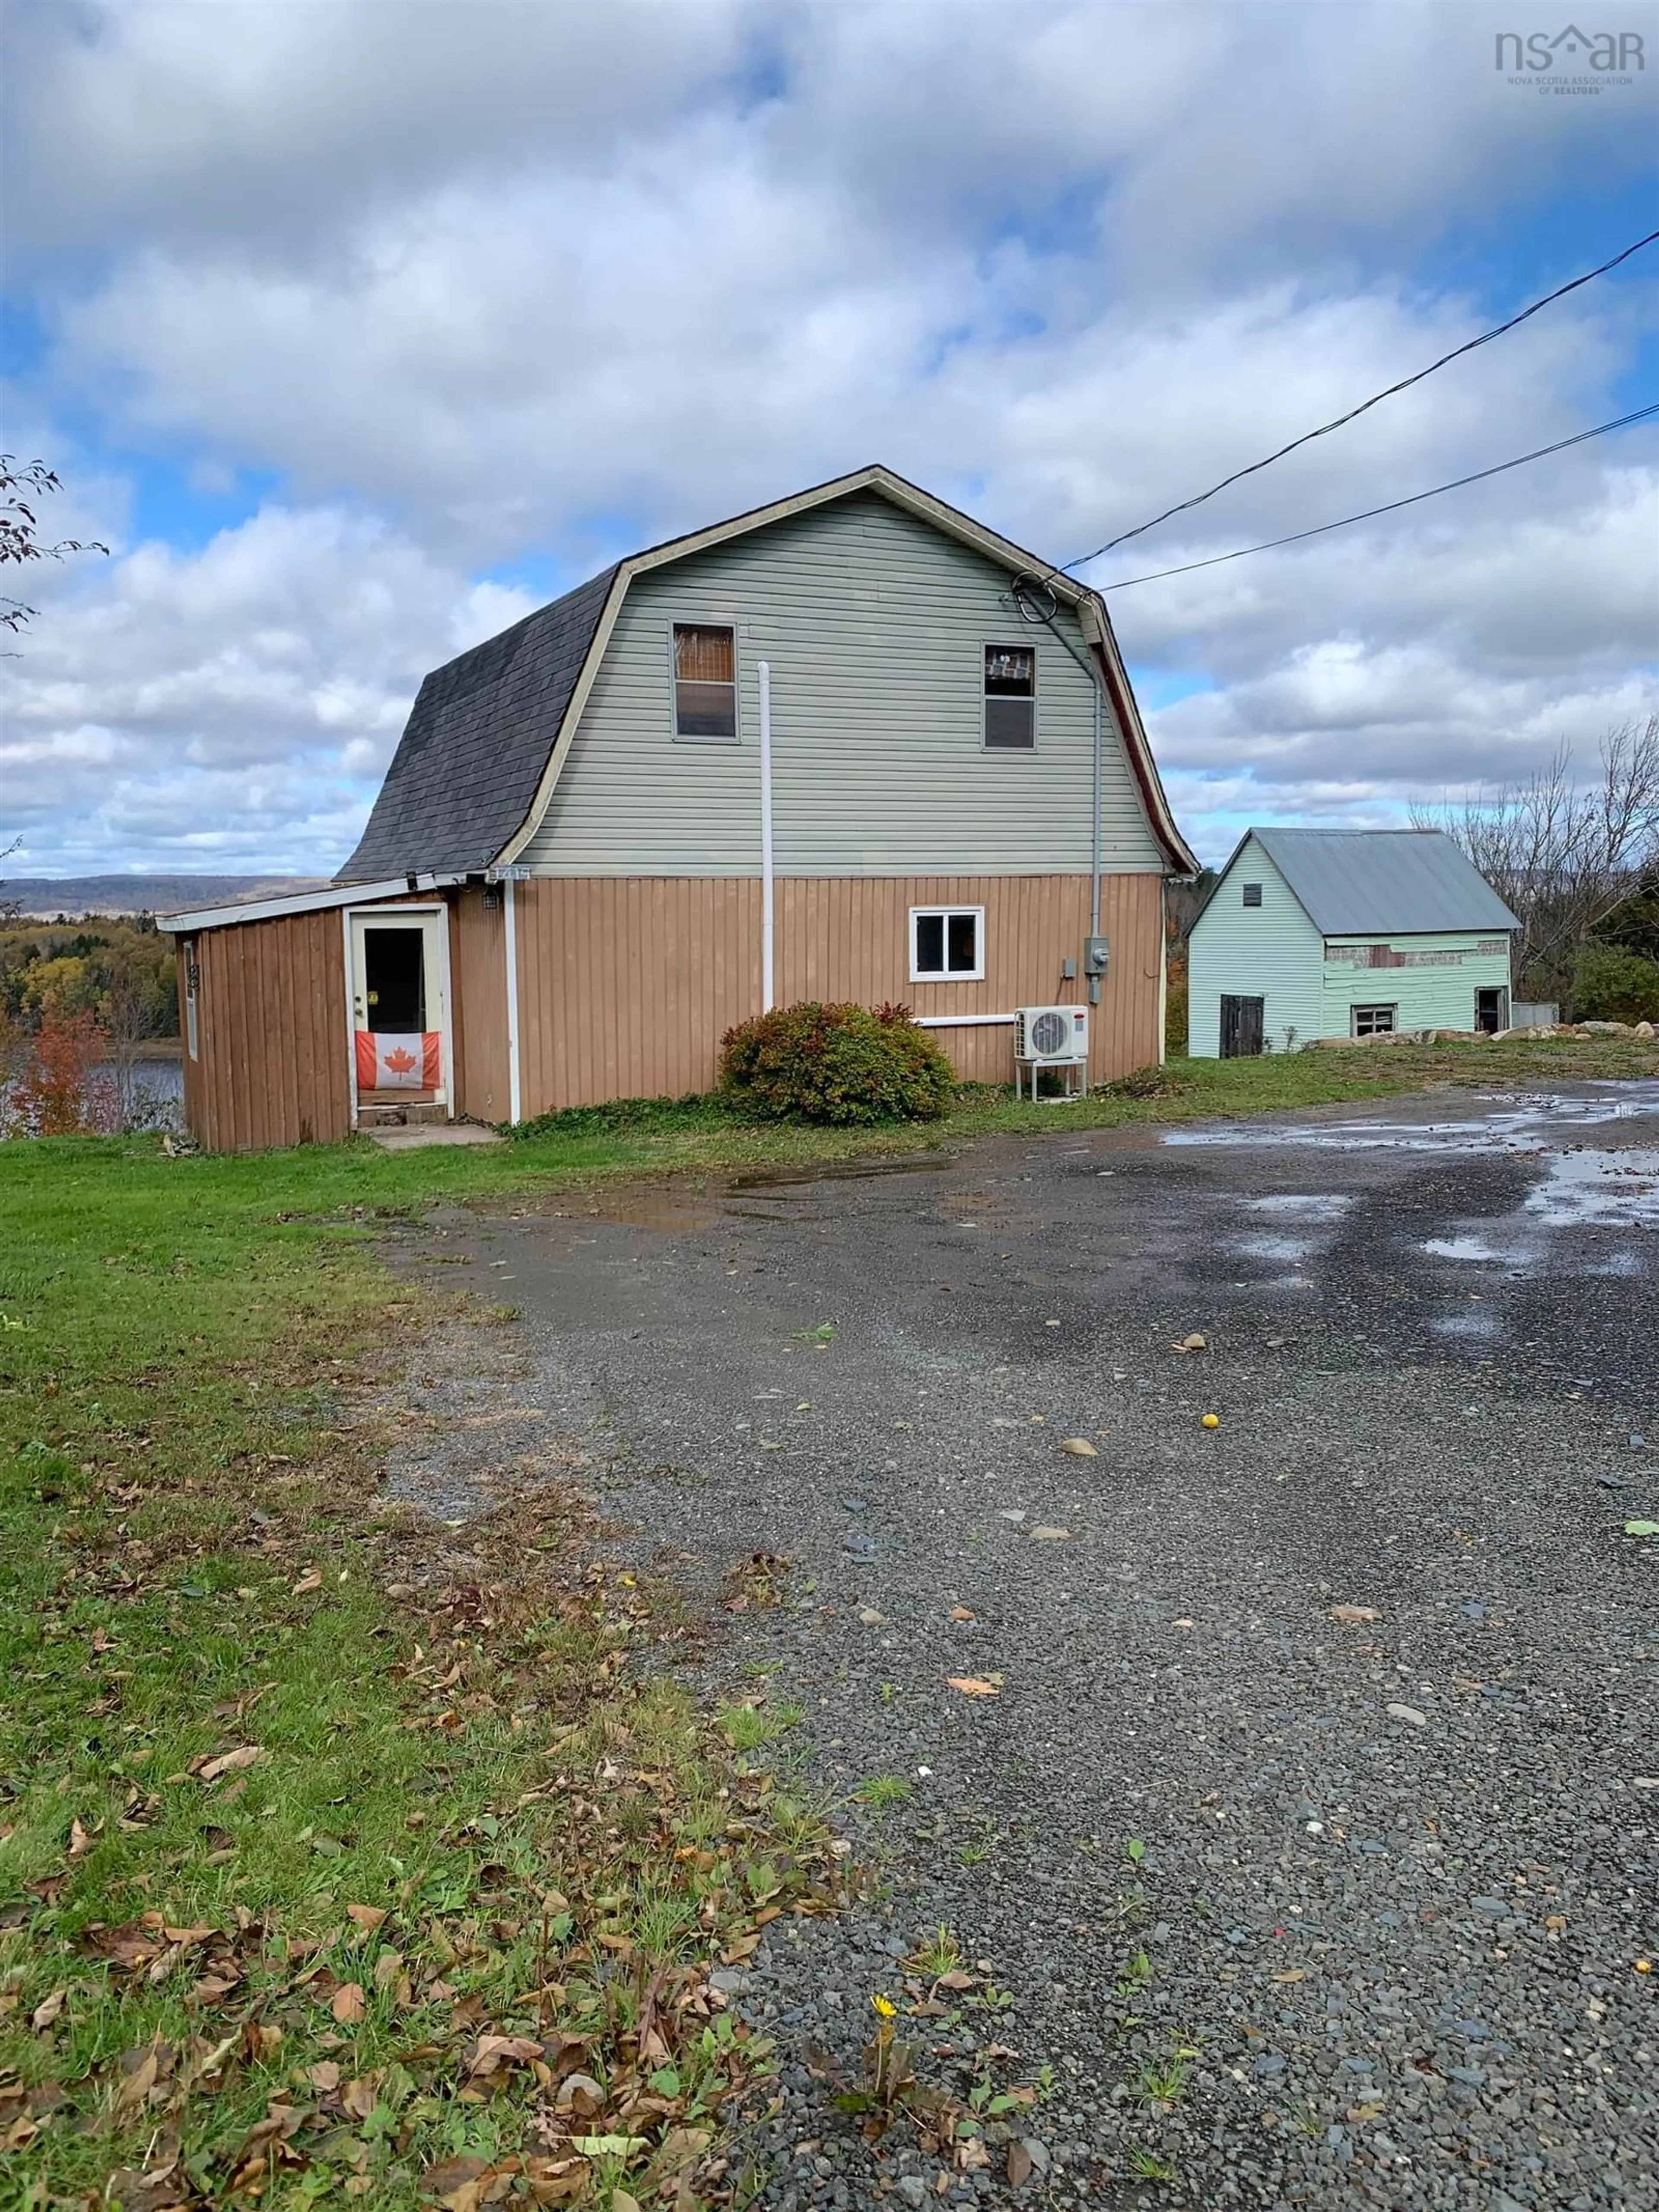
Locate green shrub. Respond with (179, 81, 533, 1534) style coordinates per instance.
(1573, 940, 1659, 1025)
(719, 1000, 956, 1124)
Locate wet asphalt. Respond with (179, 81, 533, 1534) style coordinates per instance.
(422, 1081, 1659, 2211)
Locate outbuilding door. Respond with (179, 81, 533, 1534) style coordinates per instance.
(1475, 987, 1510, 1034)
(347, 908, 452, 1117)
(1219, 994, 1265, 1057)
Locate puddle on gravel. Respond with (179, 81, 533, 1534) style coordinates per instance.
(725, 1152, 956, 1194)
(561, 1151, 959, 1232)
(1421, 1236, 1513, 1263)
(1164, 1083, 1659, 1159)
(1189, 1090, 1659, 1333)
(1235, 1232, 1317, 1262)
(1241, 1193, 1355, 1220)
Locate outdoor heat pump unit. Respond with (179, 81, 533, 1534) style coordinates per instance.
(1014, 1005, 1089, 1064)
(1013, 1005, 1090, 1101)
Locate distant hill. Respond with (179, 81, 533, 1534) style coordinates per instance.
(0, 874, 330, 919)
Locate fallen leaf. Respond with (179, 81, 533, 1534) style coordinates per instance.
(1007, 2139, 1033, 2187)
(114, 2043, 160, 2113)
(198, 1745, 263, 1783)
(31, 1989, 66, 2032)
(291, 1570, 323, 1595)
(1329, 1604, 1381, 1625)
(67, 1817, 95, 1859)
(423, 2157, 489, 2211)
(1057, 1437, 1096, 1457)
(471, 2034, 546, 2078)
(373, 1948, 404, 1991)
(341, 2076, 378, 2120)
(612, 2194, 643, 2212)
(331, 1981, 366, 2023)
(949, 1606, 976, 1622)
(947, 1677, 1001, 1697)
(1624, 1520, 1659, 1538)
(308, 2060, 341, 2091)
(345, 1904, 387, 1934)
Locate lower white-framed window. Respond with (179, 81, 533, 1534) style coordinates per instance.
(1351, 1003, 1396, 1037)
(910, 905, 985, 982)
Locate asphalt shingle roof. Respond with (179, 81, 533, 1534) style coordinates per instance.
(336, 563, 617, 882)
(1249, 828, 1519, 935)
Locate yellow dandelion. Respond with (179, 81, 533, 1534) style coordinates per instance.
(871, 1992, 898, 2018)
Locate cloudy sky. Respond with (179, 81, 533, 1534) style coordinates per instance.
(3, 0, 1656, 875)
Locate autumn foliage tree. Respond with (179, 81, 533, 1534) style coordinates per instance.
(0, 1008, 117, 1137)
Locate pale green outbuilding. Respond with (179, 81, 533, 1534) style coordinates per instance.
(1186, 828, 1519, 1057)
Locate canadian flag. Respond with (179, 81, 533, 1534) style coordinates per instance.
(356, 1030, 441, 1089)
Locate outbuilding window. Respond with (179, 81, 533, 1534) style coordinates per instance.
(911, 905, 985, 982)
(1241, 882, 1263, 907)
(1351, 1004, 1396, 1037)
(983, 646, 1035, 749)
(673, 624, 737, 739)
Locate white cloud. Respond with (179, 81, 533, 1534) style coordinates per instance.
(0, 506, 533, 872)
(4, 0, 1656, 869)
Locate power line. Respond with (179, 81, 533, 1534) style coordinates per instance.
(1062, 226, 1659, 571)
(1093, 401, 1659, 592)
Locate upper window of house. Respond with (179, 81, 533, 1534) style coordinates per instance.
(911, 906, 985, 982)
(1241, 882, 1263, 907)
(983, 646, 1035, 750)
(1352, 1003, 1396, 1037)
(673, 624, 737, 740)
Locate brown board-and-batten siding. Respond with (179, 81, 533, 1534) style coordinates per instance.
(180, 907, 352, 1152)
(449, 887, 511, 1123)
(510, 873, 1163, 1112)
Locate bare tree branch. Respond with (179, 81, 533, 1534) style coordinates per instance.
(0, 455, 109, 639)
(1411, 717, 1659, 1008)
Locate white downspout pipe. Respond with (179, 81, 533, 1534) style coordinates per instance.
(759, 659, 775, 1012)
(503, 876, 522, 1124)
(1088, 676, 1103, 1006)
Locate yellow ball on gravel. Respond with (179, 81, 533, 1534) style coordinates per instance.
(1201, 1413, 1220, 1429)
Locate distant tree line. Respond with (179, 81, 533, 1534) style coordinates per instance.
(0, 913, 178, 1039)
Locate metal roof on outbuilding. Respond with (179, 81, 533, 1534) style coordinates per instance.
(1239, 828, 1519, 935)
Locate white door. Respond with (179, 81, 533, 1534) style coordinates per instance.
(348, 910, 451, 1106)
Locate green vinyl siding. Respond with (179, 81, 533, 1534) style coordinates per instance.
(1186, 837, 1322, 1056)
(1187, 831, 1516, 1057)
(521, 490, 1164, 877)
(1320, 936, 1512, 1035)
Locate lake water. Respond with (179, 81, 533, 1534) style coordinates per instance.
(1, 1057, 185, 1136)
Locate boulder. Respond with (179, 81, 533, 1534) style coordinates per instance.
(1581, 1019, 1634, 1035)
(1636, 1020, 1656, 1040)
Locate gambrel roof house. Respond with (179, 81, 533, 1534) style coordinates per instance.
(162, 465, 1196, 1152)
(1186, 828, 1519, 1058)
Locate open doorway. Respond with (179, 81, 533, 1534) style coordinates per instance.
(348, 909, 451, 1118)
(1474, 986, 1510, 1034)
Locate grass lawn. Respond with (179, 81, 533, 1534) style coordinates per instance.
(2, 1034, 1653, 2208)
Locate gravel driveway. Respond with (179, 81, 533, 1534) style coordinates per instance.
(425, 1081, 1659, 2210)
